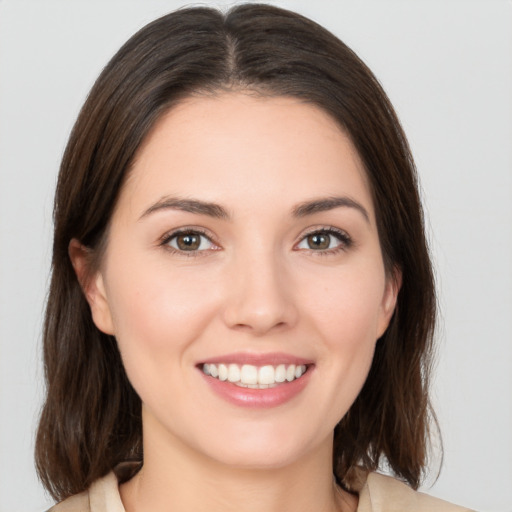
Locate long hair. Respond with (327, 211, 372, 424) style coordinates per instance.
(36, 4, 437, 501)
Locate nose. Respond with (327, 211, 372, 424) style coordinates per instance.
(222, 250, 299, 336)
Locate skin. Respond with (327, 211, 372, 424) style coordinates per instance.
(70, 93, 400, 512)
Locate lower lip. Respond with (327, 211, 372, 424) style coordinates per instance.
(199, 368, 313, 408)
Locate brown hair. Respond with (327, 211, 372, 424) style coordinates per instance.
(36, 3, 437, 502)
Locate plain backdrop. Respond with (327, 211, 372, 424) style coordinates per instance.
(0, 1, 511, 511)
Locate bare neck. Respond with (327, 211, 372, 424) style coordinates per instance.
(119, 424, 357, 512)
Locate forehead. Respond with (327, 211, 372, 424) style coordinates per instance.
(121, 92, 374, 220)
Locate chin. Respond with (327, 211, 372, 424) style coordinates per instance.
(206, 444, 305, 471)
(194, 421, 329, 471)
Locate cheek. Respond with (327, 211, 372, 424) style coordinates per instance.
(304, 262, 387, 346)
(103, 257, 220, 371)
(301, 264, 386, 411)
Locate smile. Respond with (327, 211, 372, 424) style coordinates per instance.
(202, 363, 308, 388)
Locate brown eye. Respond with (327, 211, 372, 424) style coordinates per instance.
(176, 233, 201, 250)
(296, 228, 351, 253)
(165, 231, 214, 252)
(306, 233, 330, 250)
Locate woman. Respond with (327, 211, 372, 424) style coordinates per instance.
(36, 4, 473, 511)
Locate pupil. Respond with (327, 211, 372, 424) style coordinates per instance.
(308, 233, 329, 250)
(177, 234, 200, 250)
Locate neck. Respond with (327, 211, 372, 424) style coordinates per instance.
(119, 413, 357, 512)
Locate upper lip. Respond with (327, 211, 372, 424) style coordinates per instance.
(198, 352, 314, 367)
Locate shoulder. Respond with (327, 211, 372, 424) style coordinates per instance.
(358, 472, 475, 512)
(45, 472, 123, 512)
(46, 491, 89, 512)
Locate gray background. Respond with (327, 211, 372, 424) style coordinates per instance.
(0, 1, 511, 511)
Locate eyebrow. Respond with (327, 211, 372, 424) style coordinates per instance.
(139, 197, 230, 220)
(139, 195, 370, 223)
(292, 196, 370, 223)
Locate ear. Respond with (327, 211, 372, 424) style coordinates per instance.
(68, 238, 115, 335)
(377, 266, 402, 338)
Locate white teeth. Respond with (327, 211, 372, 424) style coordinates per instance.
(227, 364, 240, 383)
(202, 362, 308, 387)
(258, 365, 275, 385)
(235, 382, 277, 389)
(218, 364, 228, 381)
(275, 364, 286, 382)
(240, 364, 258, 384)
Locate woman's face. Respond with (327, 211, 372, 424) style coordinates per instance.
(82, 93, 399, 470)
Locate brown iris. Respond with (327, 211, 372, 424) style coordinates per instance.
(176, 233, 201, 251)
(307, 233, 330, 250)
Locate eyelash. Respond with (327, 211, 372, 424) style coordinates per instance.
(159, 228, 218, 257)
(295, 226, 353, 256)
(159, 226, 353, 257)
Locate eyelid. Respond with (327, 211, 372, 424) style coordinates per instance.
(158, 226, 220, 254)
(294, 225, 353, 252)
(157, 225, 352, 256)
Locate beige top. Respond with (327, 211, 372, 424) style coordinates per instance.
(48, 470, 475, 512)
